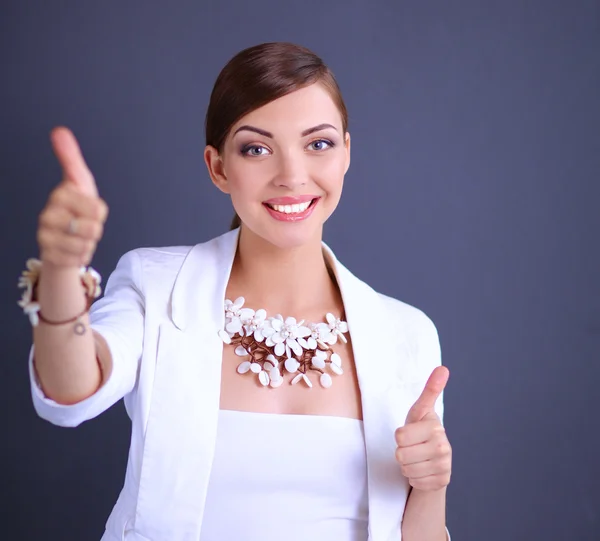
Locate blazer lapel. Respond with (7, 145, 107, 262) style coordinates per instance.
(324, 244, 413, 541)
(135, 229, 240, 540)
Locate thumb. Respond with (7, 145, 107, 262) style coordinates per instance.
(405, 365, 449, 424)
(50, 126, 98, 197)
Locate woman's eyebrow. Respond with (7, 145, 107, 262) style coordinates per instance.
(301, 123, 338, 136)
(233, 125, 273, 138)
(232, 123, 338, 139)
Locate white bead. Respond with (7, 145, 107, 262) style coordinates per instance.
(284, 358, 300, 373)
(270, 376, 283, 388)
(314, 349, 328, 360)
(270, 366, 281, 379)
(330, 363, 343, 375)
(258, 371, 270, 386)
(311, 356, 326, 369)
(320, 373, 333, 388)
(237, 361, 251, 374)
(218, 330, 231, 344)
(250, 363, 261, 373)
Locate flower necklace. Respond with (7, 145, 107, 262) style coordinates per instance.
(218, 297, 349, 389)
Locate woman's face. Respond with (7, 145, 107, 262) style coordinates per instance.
(205, 83, 351, 249)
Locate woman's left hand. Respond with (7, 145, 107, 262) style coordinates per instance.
(394, 366, 452, 492)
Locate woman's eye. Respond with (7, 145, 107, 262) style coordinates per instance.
(308, 139, 333, 151)
(242, 145, 270, 156)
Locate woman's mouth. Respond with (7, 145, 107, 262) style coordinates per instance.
(263, 198, 319, 222)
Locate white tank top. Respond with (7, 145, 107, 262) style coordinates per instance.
(199, 409, 369, 541)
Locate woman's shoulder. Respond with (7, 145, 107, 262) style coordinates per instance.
(377, 292, 437, 333)
(101, 245, 194, 298)
(112, 233, 229, 290)
(131, 244, 195, 261)
(124, 233, 225, 268)
(121, 244, 194, 273)
(375, 291, 440, 359)
(125, 230, 234, 268)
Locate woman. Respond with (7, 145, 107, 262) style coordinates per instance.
(21, 42, 452, 541)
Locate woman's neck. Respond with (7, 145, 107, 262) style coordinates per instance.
(226, 226, 341, 317)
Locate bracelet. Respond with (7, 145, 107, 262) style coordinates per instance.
(17, 258, 102, 335)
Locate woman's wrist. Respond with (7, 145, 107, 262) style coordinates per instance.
(18, 257, 102, 333)
(402, 486, 448, 541)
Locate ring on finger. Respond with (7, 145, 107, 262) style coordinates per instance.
(67, 217, 79, 235)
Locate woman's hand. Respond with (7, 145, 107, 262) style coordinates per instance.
(37, 127, 108, 268)
(394, 366, 452, 492)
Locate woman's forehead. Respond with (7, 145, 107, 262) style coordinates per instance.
(231, 84, 343, 135)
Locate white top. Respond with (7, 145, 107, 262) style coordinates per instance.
(199, 410, 369, 541)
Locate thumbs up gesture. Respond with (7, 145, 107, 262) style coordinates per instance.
(394, 366, 452, 492)
(37, 127, 109, 268)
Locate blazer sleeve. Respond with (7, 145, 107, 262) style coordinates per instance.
(28, 249, 145, 427)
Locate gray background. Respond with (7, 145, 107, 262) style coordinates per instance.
(1, 1, 598, 539)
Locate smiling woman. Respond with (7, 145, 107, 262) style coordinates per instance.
(23, 41, 451, 541)
(204, 42, 349, 232)
(205, 80, 350, 249)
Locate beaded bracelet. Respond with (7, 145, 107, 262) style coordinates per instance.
(18, 258, 102, 336)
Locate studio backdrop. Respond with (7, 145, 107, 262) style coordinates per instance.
(1, 1, 598, 540)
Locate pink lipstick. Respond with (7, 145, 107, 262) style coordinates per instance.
(263, 196, 320, 222)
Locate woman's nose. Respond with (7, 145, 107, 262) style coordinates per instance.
(272, 152, 308, 189)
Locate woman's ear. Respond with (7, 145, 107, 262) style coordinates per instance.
(344, 131, 351, 174)
(204, 145, 230, 194)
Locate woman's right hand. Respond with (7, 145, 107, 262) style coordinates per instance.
(37, 127, 109, 268)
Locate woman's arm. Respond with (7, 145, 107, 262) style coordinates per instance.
(33, 264, 106, 404)
(395, 366, 452, 540)
(401, 487, 448, 541)
(29, 249, 145, 427)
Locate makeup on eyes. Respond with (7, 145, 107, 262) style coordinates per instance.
(239, 138, 337, 156)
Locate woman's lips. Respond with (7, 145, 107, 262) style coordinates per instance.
(263, 198, 319, 222)
(264, 195, 317, 205)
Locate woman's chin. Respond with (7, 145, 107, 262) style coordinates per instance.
(243, 220, 323, 251)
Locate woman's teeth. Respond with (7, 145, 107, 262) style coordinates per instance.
(268, 200, 312, 214)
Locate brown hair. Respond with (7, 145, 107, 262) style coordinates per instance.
(204, 42, 349, 230)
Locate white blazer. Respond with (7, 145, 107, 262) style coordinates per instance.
(28, 228, 446, 541)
